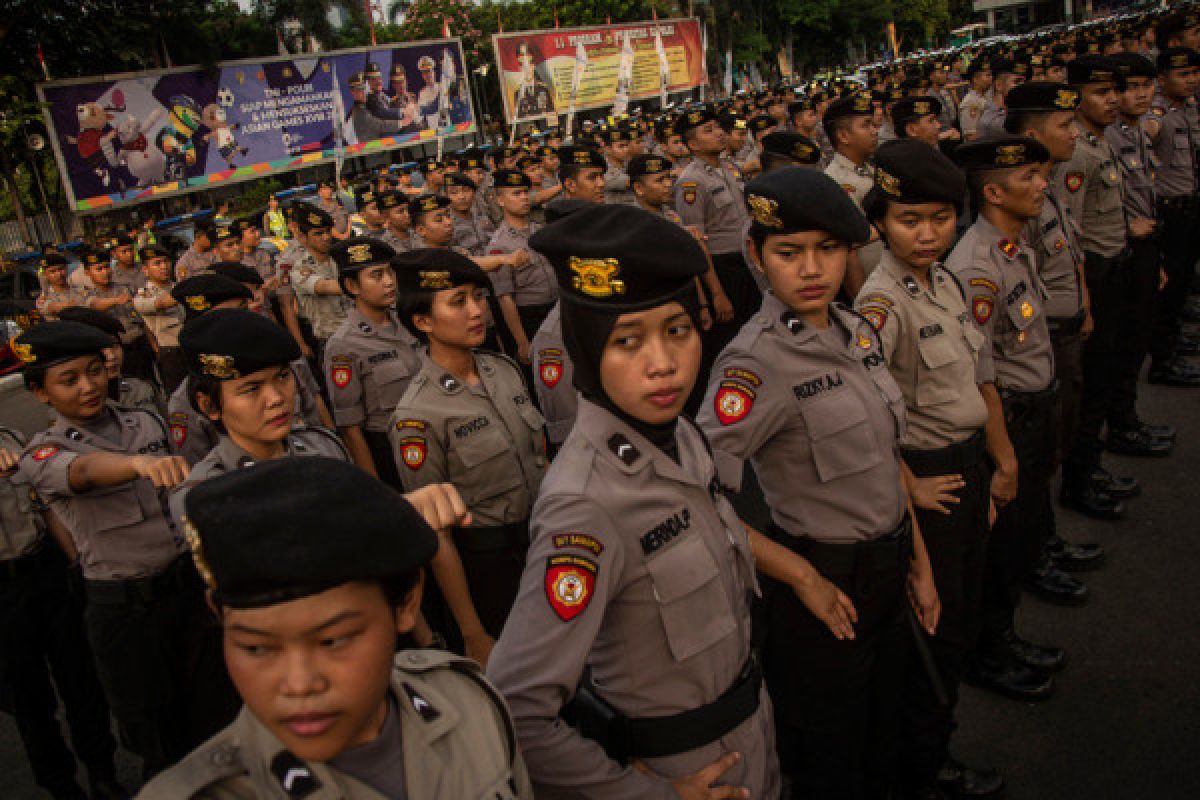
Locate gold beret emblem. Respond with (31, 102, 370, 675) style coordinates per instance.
(876, 168, 902, 197)
(1054, 89, 1079, 109)
(572, 150, 593, 165)
(1171, 53, 1188, 68)
(12, 340, 35, 364)
(418, 270, 452, 290)
(995, 144, 1025, 166)
(421, 196, 438, 211)
(198, 353, 239, 379)
(347, 243, 372, 264)
(569, 256, 626, 299)
(307, 212, 324, 226)
(185, 295, 211, 312)
(182, 518, 217, 592)
(747, 194, 783, 228)
(645, 158, 662, 173)
(852, 94, 872, 112)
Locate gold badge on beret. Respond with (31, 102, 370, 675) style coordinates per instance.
(570, 256, 626, 299)
(687, 110, 704, 124)
(747, 194, 783, 228)
(1171, 53, 1188, 68)
(995, 144, 1026, 166)
(572, 150, 593, 165)
(645, 158, 663, 173)
(182, 518, 217, 592)
(876, 168, 902, 197)
(347, 243, 373, 264)
(420, 196, 439, 211)
(306, 212, 324, 227)
(913, 101, 930, 115)
(793, 143, 814, 160)
(504, 172, 524, 186)
(418, 270, 452, 290)
(12, 341, 35, 364)
(852, 94, 872, 112)
(199, 353, 239, 379)
(185, 295, 211, 312)
(1055, 89, 1079, 109)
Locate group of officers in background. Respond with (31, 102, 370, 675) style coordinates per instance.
(4, 3, 1200, 799)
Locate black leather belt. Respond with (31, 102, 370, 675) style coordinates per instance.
(570, 655, 762, 762)
(84, 555, 194, 605)
(771, 515, 913, 575)
(903, 429, 987, 474)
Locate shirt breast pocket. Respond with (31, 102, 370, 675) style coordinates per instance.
(452, 423, 522, 503)
(83, 486, 147, 533)
(369, 357, 416, 406)
(800, 391, 883, 482)
(516, 400, 547, 457)
(711, 187, 732, 209)
(1173, 132, 1192, 166)
(916, 335, 965, 407)
(646, 534, 737, 662)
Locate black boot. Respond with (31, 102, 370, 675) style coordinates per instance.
(937, 756, 1006, 799)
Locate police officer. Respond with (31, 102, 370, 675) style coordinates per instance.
(323, 238, 422, 486)
(138, 457, 533, 799)
(758, 131, 823, 171)
(694, 168, 935, 798)
(292, 205, 351, 357)
(977, 59, 1028, 139)
(107, 233, 145, 294)
(0, 425, 123, 800)
(1056, 56, 1136, 518)
(378, 189, 417, 253)
(1146, 47, 1200, 385)
(891, 96, 945, 147)
(173, 218, 216, 281)
(169, 308, 348, 523)
(35, 253, 82, 320)
(352, 185, 387, 237)
(854, 141, 1005, 800)
(80, 247, 153, 380)
(490, 203, 806, 799)
(946, 138, 1063, 702)
(390, 248, 547, 657)
(447, 171, 496, 255)
(824, 93, 883, 286)
(14, 320, 236, 779)
(959, 59, 994, 142)
(56, 307, 165, 416)
(557, 145, 608, 204)
(315, 179, 351, 240)
(131, 244, 187, 394)
(600, 127, 635, 205)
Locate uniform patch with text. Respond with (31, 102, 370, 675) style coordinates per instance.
(972, 295, 995, 324)
(544, 555, 598, 621)
(552, 532, 604, 556)
(31, 445, 59, 462)
(714, 380, 755, 425)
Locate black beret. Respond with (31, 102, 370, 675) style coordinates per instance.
(890, 96, 943, 126)
(331, 237, 396, 275)
(744, 167, 871, 243)
(211, 223, 238, 244)
(107, 233, 134, 248)
(41, 253, 68, 268)
(419, 158, 444, 173)
(952, 136, 1050, 172)
(210, 261, 264, 287)
(458, 150, 485, 170)
(232, 215, 258, 233)
(717, 111, 746, 132)
(1068, 55, 1125, 87)
(788, 98, 816, 114)
(760, 131, 821, 165)
(79, 249, 107, 268)
(355, 185, 378, 208)
(748, 114, 775, 134)
(865, 139, 965, 216)
(492, 168, 532, 189)
(171, 274, 253, 318)
(544, 198, 598, 224)
(296, 205, 334, 232)
(443, 171, 478, 191)
(392, 247, 488, 293)
(180, 309, 300, 379)
(184, 457, 438, 609)
(992, 59, 1029, 77)
(673, 105, 718, 136)
(965, 57, 992, 77)
(1111, 53, 1157, 79)
(824, 92, 875, 123)
(56, 306, 125, 336)
(377, 190, 407, 211)
(627, 154, 673, 179)
(193, 217, 216, 235)
(407, 193, 450, 220)
(1158, 11, 1200, 44)
(530, 204, 707, 312)
(13, 320, 114, 369)
(1004, 81, 1080, 112)
(557, 145, 606, 170)
(599, 127, 631, 144)
(1157, 47, 1200, 72)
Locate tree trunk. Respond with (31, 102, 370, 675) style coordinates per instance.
(0, 146, 33, 248)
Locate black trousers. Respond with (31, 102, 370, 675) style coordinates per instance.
(83, 557, 238, 780)
(765, 526, 912, 800)
(899, 433, 992, 790)
(155, 346, 189, 396)
(1151, 202, 1200, 369)
(977, 386, 1057, 655)
(1110, 237, 1161, 431)
(1064, 251, 1125, 487)
(1048, 319, 1084, 468)
(0, 545, 116, 794)
(121, 335, 157, 384)
(431, 522, 531, 651)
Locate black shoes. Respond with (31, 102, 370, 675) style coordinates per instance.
(965, 656, 1055, 702)
(88, 778, 127, 800)
(937, 757, 1006, 799)
(1003, 628, 1066, 672)
(1089, 467, 1140, 499)
(1148, 361, 1200, 387)
(1060, 482, 1126, 520)
(1026, 560, 1089, 606)
(1106, 427, 1173, 457)
(1047, 534, 1106, 571)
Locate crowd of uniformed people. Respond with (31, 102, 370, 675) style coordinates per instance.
(4, 5, 1200, 798)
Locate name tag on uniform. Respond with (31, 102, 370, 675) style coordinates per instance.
(919, 323, 944, 339)
(793, 372, 844, 400)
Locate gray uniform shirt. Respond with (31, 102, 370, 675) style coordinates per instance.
(174, 245, 215, 281)
(20, 405, 185, 581)
(945, 215, 1055, 393)
(487, 399, 777, 800)
(0, 427, 44, 561)
(1026, 178, 1085, 319)
(856, 252, 989, 450)
(486, 221, 558, 306)
(698, 295, 907, 543)
(324, 308, 423, 433)
(1149, 94, 1198, 198)
(1107, 118, 1158, 221)
(132, 281, 184, 348)
(825, 152, 883, 274)
(603, 162, 635, 205)
(674, 157, 750, 255)
(110, 264, 146, 294)
(451, 207, 497, 256)
(1057, 123, 1127, 258)
(390, 352, 547, 527)
(977, 103, 1008, 139)
(83, 284, 144, 345)
(292, 247, 351, 340)
(530, 303, 577, 446)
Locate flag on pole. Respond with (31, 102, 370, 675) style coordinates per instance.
(36, 41, 50, 81)
(442, 15, 451, 39)
(654, 25, 670, 107)
(567, 40, 588, 138)
(723, 48, 733, 97)
(436, 47, 456, 159)
(612, 31, 634, 116)
(330, 62, 346, 186)
(497, 9, 503, 33)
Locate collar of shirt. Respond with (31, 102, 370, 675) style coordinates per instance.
(971, 214, 1033, 262)
(573, 397, 709, 488)
(876, 250, 948, 305)
(348, 307, 413, 346)
(830, 151, 871, 177)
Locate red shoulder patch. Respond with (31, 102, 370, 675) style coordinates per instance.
(1064, 172, 1084, 193)
(331, 364, 352, 389)
(972, 295, 994, 324)
(538, 349, 564, 389)
(32, 445, 59, 462)
(714, 381, 755, 425)
(860, 306, 888, 332)
(399, 439, 426, 471)
(544, 554, 597, 621)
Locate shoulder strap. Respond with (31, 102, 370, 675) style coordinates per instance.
(940, 265, 968, 304)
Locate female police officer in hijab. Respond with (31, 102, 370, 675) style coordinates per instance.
(488, 204, 856, 799)
(696, 167, 940, 800)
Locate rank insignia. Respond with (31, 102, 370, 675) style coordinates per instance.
(331, 364, 352, 389)
(198, 354, 238, 379)
(860, 306, 888, 332)
(857, 334, 873, 350)
(1064, 172, 1084, 193)
(973, 295, 994, 324)
(1054, 239, 1064, 252)
(544, 555, 598, 622)
(997, 239, 1018, 260)
(714, 381, 754, 425)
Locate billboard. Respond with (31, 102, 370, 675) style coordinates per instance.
(492, 19, 706, 125)
(37, 39, 476, 213)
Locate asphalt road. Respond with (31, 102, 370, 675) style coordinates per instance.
(0, 374, 1197, 798)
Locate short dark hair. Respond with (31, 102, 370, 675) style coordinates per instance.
(760, 151, 796, 173)
(1004, 110, 1050, 136)
(822, 115, 855, 148)
(967, 168, 1009, 210)
(187, 373, 227, 433)
(397, 290, 435, 341)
